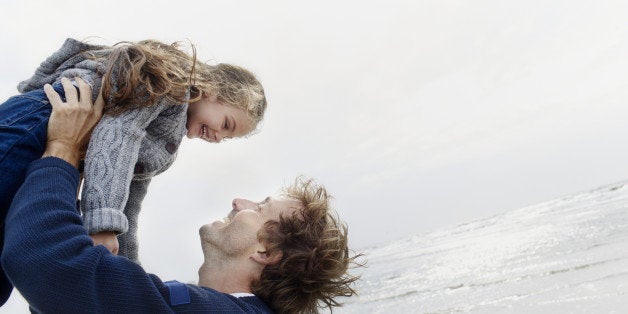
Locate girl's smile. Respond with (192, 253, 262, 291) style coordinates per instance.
(186, 94, 253, 143)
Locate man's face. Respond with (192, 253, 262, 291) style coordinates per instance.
(199, 196, 302, 256)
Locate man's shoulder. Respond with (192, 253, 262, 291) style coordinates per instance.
(187, 284, 274, 313)
(153, 279, 273, 313)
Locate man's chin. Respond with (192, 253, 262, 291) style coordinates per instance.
(199, 221, 227, 241)
(198, 224, 214, 239)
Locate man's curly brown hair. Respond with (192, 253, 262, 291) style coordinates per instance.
(251, 177, 363, 313)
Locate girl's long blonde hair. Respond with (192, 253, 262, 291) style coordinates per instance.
(85, 40, 266, 127)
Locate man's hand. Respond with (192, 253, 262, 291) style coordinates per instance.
(42, 77, 104, 167)
(90, 231, 120, 255)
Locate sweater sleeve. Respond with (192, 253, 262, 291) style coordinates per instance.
(2, 157, 274, 313)
(80, 99, 173, 236)
(1, 157, 173, 313)
(117, 177, 152, 262)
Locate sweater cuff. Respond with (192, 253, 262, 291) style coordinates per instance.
(82, 208, 129, 234)
(32, 156, 80, 180)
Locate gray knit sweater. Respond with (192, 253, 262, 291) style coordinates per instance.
(18, 38, 188, 262)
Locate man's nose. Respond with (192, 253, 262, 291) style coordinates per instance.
(232, 198, 256, 211)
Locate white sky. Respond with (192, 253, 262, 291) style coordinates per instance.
(2, 0, 628, 311)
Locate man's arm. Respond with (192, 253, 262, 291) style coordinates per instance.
(0, 78, 173, 312)
(1, 157, 175, 312)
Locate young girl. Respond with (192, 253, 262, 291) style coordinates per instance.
(0, 38, 266, 304)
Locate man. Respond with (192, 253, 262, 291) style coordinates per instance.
(2, 79, 360, 312)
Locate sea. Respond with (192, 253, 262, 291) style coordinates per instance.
(337, 181, 628, 313)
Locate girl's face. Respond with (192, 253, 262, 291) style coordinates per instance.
(186, 95, 253, 143)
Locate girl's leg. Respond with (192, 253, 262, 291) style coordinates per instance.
(0, 89, 51, 305)
(0, 91, 51, 212)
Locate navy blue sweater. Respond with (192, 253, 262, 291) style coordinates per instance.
(2, 157, 273, 313)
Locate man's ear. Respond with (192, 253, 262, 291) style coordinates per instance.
(251, 249, 282, 266)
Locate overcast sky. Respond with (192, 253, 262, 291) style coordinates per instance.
(2, 0, 628, 311)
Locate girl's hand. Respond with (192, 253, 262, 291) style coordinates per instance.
(90, 231, 119, 255)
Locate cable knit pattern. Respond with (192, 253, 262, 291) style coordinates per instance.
(2, 157, 273, 313)
(17, 38, 188, 262)
(81, 98, 187, 262)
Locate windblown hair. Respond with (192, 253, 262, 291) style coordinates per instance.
(195, 63, 267, 128)
(84, 40, 267, 129)
(252, 177, 363, 313)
